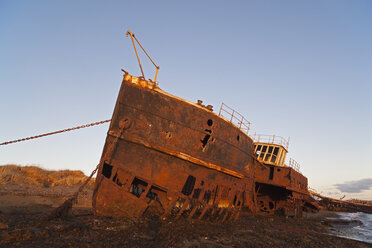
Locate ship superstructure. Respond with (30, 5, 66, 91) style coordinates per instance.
(92, 31, 318, 220)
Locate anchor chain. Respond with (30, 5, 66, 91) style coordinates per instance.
(0, 119, 111, 146)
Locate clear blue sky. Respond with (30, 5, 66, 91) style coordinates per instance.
(1, 0, 371, 200)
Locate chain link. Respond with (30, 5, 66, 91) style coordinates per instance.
(0, 119, 111, 146)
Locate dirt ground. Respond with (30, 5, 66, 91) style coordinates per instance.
(0, 193, 371, 248)
(0, 165, 371, 248)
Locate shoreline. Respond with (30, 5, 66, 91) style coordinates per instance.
(320, 211, 372, 244)
(0, 170, 370, 247)
(0, 193, 371, 247)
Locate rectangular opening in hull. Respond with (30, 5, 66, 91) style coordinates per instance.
(269, 167, 274, 180)
(203, 190, 211, 204)
(192, 188, 201, 199)
(102, 162, 113, 179)
(182, 175, 196, 196)
(112, 169, 131, 187)
(130, 177, 148, 198)
(146, 186, 167, 203)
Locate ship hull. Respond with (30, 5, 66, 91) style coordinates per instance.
(93, 74, 256, 219)
(92, 73, 317, 219)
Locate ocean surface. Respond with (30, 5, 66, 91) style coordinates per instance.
(329, 212, 372, 244)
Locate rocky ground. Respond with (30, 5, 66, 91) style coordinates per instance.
(0, 165, 371, 248)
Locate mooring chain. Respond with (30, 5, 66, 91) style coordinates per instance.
(0, 119, 111, 146)
(48, 163, 101, 220)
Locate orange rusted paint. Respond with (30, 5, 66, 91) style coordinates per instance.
(92, 73, 318, 220)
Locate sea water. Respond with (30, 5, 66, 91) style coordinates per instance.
(330, 212, 372, 244)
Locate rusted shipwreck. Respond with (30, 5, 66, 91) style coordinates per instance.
(310, 191, 372, 214)
(92, 31, 318, 221)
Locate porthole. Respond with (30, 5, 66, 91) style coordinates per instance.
(207, 119, 213, 126)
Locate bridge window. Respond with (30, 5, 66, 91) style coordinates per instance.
(255, 145, 282, 164)
(270, 147, 279, 163)
(268, 146, 273, 153)
(255, 145, 262, 157)
(260, 145, 267, 159)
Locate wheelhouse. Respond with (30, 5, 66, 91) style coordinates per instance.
(251, 134, 289, 166)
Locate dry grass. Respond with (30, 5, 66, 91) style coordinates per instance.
(0, 164, 95, 188)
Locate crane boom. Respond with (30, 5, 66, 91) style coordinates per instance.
(126, 30, 160, 83)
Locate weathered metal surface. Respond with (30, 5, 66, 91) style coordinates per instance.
(310, 191, 372, 214)
(93, 74, 256, 220)
(92, 73, 318, 220)
(253, 158, 313, 216)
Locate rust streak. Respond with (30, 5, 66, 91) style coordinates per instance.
(108, 132, 245, 179)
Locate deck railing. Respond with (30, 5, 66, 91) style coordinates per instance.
(288, 158, 301, 173)
(250, 134, 289, 150)
(218, 103, 251, 134)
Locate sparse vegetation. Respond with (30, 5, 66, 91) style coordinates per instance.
(0, 164, 94, 188)
(0, 165, 371, 247)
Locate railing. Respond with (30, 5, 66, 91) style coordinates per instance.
(288, 158, 301, 173)
(218, 103, 251, 134)
(250, 134, 289, 150)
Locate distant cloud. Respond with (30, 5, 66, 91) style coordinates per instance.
(334, 178, 372, 193)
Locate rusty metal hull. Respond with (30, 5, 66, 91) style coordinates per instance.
(93, 74, 317, 220)
(93, 74, 257, 220)
(254, 164, 318, 216)
(310, 191, 372, 214)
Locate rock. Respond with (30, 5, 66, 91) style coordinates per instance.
(322, 218, 363, 227)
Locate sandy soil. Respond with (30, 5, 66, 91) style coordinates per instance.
(0, 165, 370, 248)
(0, 186, 371, 248)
